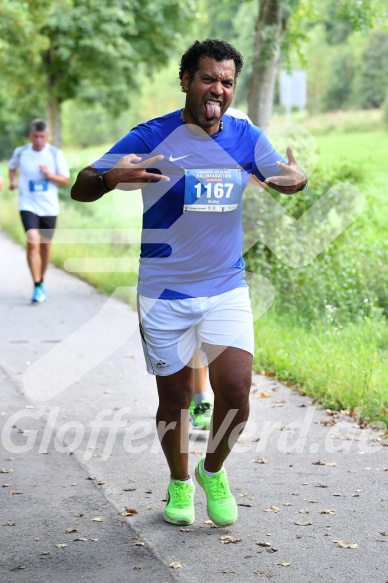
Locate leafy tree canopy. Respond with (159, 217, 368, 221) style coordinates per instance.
(0, 0, 195, 144)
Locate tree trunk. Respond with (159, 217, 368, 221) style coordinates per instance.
(248, 0, 290, 129)
(47, 96, 61, 147)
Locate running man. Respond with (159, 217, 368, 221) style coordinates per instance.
(8, 119, 70, 302)
(71, 39, 306, 527)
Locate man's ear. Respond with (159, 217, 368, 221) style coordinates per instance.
(181, 70, 190, 92)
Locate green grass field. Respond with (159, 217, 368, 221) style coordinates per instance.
(1, 121, 387, 426)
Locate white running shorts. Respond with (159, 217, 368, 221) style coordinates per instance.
(137, 287, 254, 376)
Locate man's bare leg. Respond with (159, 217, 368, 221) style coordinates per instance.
(39, 236, 52, 280)
(26, 229, 43, 283)
(204, 345, 252, 473)
(156, 365, 194, 480)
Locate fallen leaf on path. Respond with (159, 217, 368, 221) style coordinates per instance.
(265, 506, 280, 513)
(75, 513, 84, 517)
(294, 521, 312, 526)
(220, 535, 242, 544)
(169, 562, 181, 569)
(70, 537, 89, 542)
(320, 509, 336, 515)
(299, 509, 310, 514)
(332, 540, 358, 548)
(0, 469, 13, 473)
(380, 532, 388, 536)
(97, 480, 105, 485)
(179, 527, 193, 532)
(9, 491, 22, 495)
(4, 521, 16, 526)
(279, 563, 291, 567)
(65, 528, 78, 533)
(91, 517, 104, 522)
(86, 476, 96, 481)
(55, 544, 68, 548)
(257, 541, 272, 547)
(123, 487, 136, 491)
(135, 541, 145, 546)
(251, 458, 269, 464)
(313, 461, 337, 467)
(238, 503, 252, 507)
(11, 565, 26, 570)
(2, 484, 11, 487)
(121, 507, 138, 516)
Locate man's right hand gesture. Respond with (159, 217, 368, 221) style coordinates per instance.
(104, 154, 170, 191)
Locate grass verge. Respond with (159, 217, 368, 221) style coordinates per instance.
(254, 313, 388, 426)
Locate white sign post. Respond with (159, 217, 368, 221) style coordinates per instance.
(279, 70, 307, 118)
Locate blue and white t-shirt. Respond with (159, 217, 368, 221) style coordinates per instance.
(8, 143, 70, 216)
(94, 110, 285, 299)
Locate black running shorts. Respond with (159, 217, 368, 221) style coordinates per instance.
(20, 211, 57, 240)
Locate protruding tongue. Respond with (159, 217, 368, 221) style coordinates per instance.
(205, 101, 221, 118)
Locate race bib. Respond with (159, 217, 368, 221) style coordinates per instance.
(29, 180, 49, 193)
(184, 168, 242, 212)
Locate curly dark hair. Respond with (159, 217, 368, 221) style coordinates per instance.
(179, 39, 244, 91)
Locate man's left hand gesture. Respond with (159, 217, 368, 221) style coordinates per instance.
(262, 146, 307, 195)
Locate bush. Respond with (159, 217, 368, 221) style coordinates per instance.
(243, 159, 385, 326)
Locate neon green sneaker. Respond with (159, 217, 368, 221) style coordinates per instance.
(195, 457, 238, 527)
(163, 480, 195, 525)
(189, 400, 213, 430)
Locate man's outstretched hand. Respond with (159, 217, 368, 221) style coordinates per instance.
(260, 146, 307, 195)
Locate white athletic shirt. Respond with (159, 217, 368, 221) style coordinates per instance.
(8, 143, 70, 216)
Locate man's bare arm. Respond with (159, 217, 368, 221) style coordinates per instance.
(39, 165, 70, 187)
(71, 165, 105, 202)
(71, 155, 170, 202)
(9, 168, 18, 190)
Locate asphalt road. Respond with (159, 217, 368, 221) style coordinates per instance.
(1, 229, 387, 583)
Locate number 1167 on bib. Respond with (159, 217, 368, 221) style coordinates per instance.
(195, 182, 234, 199)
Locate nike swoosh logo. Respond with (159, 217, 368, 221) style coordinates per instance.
(169, 154, 190, 162)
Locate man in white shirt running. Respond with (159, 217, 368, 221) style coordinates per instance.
(8, 119, 70, 302)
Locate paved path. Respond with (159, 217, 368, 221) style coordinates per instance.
(1, 230, 387, 583)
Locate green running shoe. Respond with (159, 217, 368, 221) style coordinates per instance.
(195, 456, 238, 527)
(163, 480, 195, 525)
(189, 400, 213, 430)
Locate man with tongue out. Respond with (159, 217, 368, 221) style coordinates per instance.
(72, 39, 307, 528)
